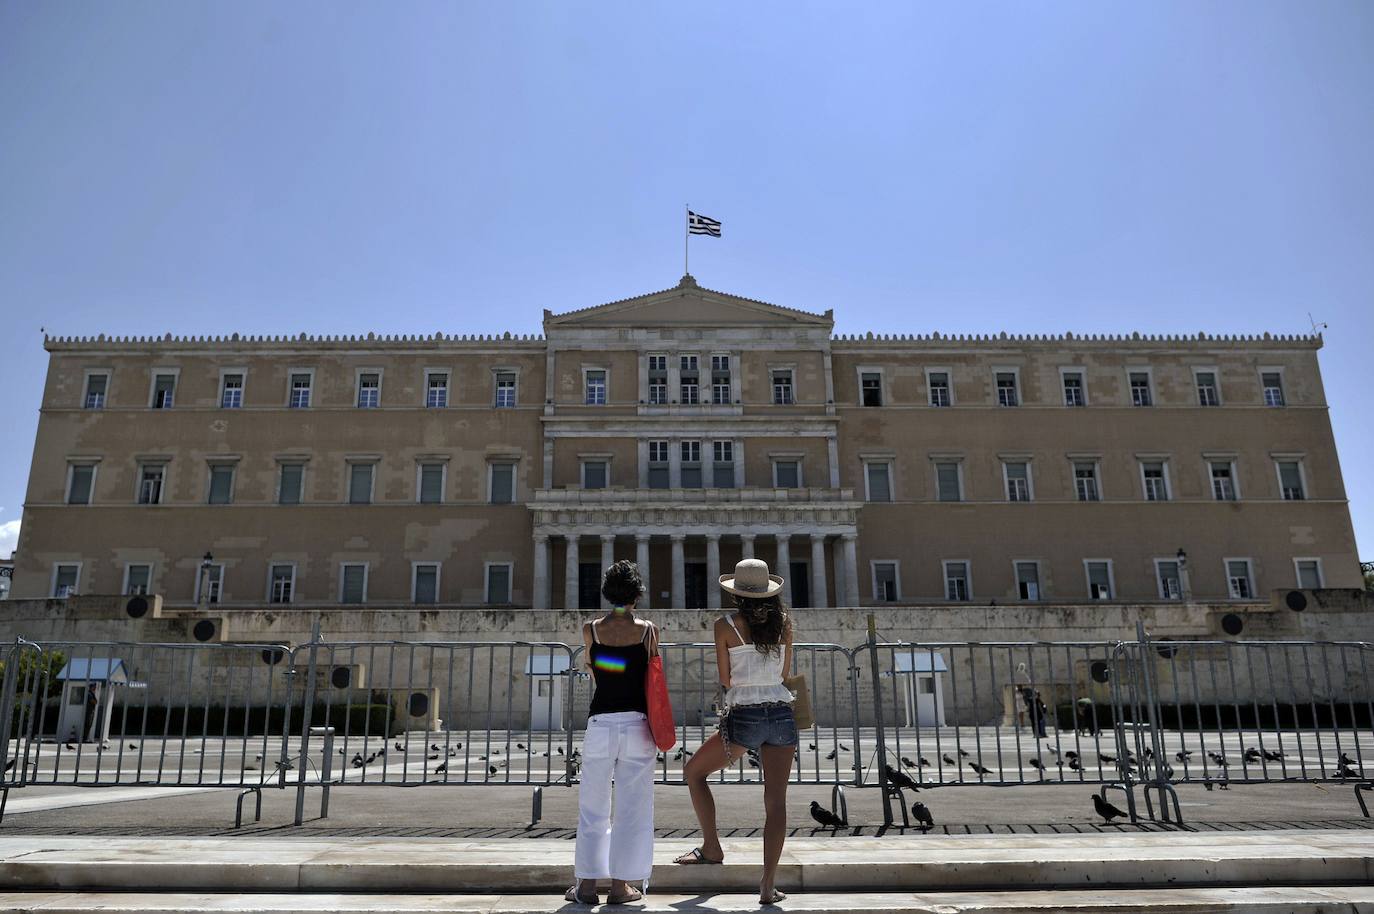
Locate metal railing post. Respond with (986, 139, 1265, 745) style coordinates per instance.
(293, 617, 323, 826)
(864, 615, 893, 826)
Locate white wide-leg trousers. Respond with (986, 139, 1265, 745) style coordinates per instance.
(574, 711, 656, 882)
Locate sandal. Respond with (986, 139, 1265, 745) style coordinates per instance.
(606, 886, 643, 904)
(565, 884, 599, 905)
(673, 847, 723, 865)
(760, 888, 787, 905)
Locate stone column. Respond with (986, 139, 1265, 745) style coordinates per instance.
(841, 533, 860, 607)
(775, 535, 791, 603)
(670, 535, 686, 609)
(810, 534, 828, 609)
(833, 553, 846, 612)
(532, 534, 550, 609)
(564, 535, 580, 611)
(600, 534, 616, 608)
(740, 533, 755, 560)
(705, 534, 722, 609)
(636, 534, 652, 608)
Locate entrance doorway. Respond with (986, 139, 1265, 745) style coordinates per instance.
(789, 562, 810, 607)
(684, 562, 707, 608)
(578, 563, 601, 609)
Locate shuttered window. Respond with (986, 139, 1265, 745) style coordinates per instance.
(486, 564, 511, 604)
(419, 464, 444, 504)
(278, 464, 304, 505)
(68, 465, 95, 505)
(208, 465, 234, 504)
(414, 564, 439, 604)
(340, 564, 367, 603)
(865, 462, 892, 502)
(490, 463, 514, 504)
(349, 464, 374, 504)
(936, 462, 961, 501)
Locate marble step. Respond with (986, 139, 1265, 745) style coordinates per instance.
(1, 832, 1371, 893)
(0, 887, 1372, 914)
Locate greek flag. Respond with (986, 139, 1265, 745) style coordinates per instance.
(688, 211, 721, 237)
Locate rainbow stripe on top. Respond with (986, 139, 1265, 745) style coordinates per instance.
(593, 654, 628, 673)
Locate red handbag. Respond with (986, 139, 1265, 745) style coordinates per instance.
(645, 653, 677, 751)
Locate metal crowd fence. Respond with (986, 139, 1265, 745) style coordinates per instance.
(0, 622, 1369, 829)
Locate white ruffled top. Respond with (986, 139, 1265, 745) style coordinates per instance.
(722, 616, 794, 709)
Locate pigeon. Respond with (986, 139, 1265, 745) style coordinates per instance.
(492, 749, 503, 756)
(901, 756, 919, 769)
(682, 748, 694, 757)
(1046, 746, 1059, 756)
(395, 741, 404, 751)
(1064, 751, 1079, 761)
(673, 748, 684, 761)
(1093, 794, 1127, 823)
(516, 743, 525, 750)
(1244, 748, 1262, 763)
(958, 749, 970, 758)
(1029, 757, 1045, 771)
(839, 743, 850, 751)
(910, 801, 934, 830)
(942, 754, 957, 766)
(433, 762, 447, 774)
(1262, 749, 1284, 762)
(63, 742, 76, 751)
(826, 750, 837, 760)
(969, 762, 993, 776)
(885, 764, 919, 791)
(351, 753, 364, 767)
(809, 801, 846, 829)
(1143, 748, 1154, 760)
(488, 765, 498, 774)
(1175, 750, 1192, 762)
(127, 742, 138, 749)
(557, 746, 565, 755)
(448, 748, 460, 757)
(1340, 753, 1358, 767)
(657, 753, 666, 763)
(747, 755, 760, 769)
(429, 754, 440, 761)
(808, 743, 817, 751)
(431, 744, 440, 752)
(1069, 759, 1083, 772)
(1100, 754, 1116, 764)
(918, 757, 931, 767)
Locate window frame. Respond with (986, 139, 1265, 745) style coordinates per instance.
(993, 367, 1021, 408)
(338, 562, 370, 604)
(1207, 457, 1240, 501)
(1001, 458, 1034, 502)
(82, 369, 111, 410)
(206, 460, 237, 505)
(415, 460, 448, 504)
(346, 459, 377, 505)
(925, 367, 954, 407)
(1258, 366, 1286, 407)
(863, 459, 894, 502)
(678, 352, 700, 405)
(148, 368, 180, 409)
(1071, 457, 1103, 502)
(1059, 367, 1088, 407)
(870, 559, 901, 602)
(424, 368, 451, 409)
(492, 368, 519, 408)
(1223, 557, 1256, 600)
(1083, 559, 1116, 600)
(1273, 456, 1308, 501)
(195, 562, 225, 604)
(933, 458, 964, 502)
(709, 351, 733, 405)
(771, 456, 803, 489)
(1012, 559, 1043, 601)
(1126, 367, 1155, 408)
(267, 562, 297, 604)
(218, 368, 247, 409)
(65, 460, 99, 505)
(484, 561, 514, 605)
(1138, 458, 1172, 502)
(942, 559, 972, 602)
(411, 561, 442, 604)
(50, 561, 82, 599)
(136, 461, 168, 505)
(276, 460, 307, 505)
(856, 365, 886, 407)
(488, 459, 518, 504)
(679, 439, 703, 488)
(582, 366, 609, 406)
(580, 457, 610, 490)
(1153, 558, 1184, 600)
(1192, 366, 1222, 407)
(1292, 557, 1324, 590)
(122, 562, 154, 596)
(354, 368, 383, 409)
(770, 366, 796, 406)
(287, 368, 315, 409)
(646, 353, 669, 405)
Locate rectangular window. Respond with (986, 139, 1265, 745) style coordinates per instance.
(485, 563, 512, 604)
(865, 461, 892, 502)
(1074, 461, 1100, 502)
(928, 371, 951, 407)
(1015, 561, 1041, 600)
(348, 463, 374, 504)
(1226, 559, 1254, 599)
(680, 440, 702, 488)
(1295, 559, 1322, 589)
(490, 462, 515, 504)
(1141, 461, 1170, 501)
(413, 563, 440, 604)
(585, 369, 607, 405)
(1261, 371, 1285, 407)
(52, 564, 79, 598)
(647, 440, 669, 489)
(356, 372, 380, 408)
(340, 564, 368, 604)
(1086, 561, 1114, 599)
(426, 372, 449, 408)
(269, 564, 295, 603)
(582, 460, 608, 490)
(995, 371, 1019, 407)
(419, 463, 445, 504)
(712, 440, 735, 488)
(774, 459, 800, 488)
(1062, 371, 1085, 407)
(1210, 460, 1237, 501)
(1129, 371, 1153, 407)
(873, 562, 899, 602)
(1278, 461, 1305, 500)
(935, 461, 962, 502)
(861, 372, 883, 407)
(151, 373, 176, 409)
(648, 354, 668, 405)
(67, 464, 96, 505)
(289, 372, 312, 408)
(84, 373, 108, 410)
(1195, 370, 1220, 407)
(1156, 560, 1182, 600)
(772, 369, 794, 405)
(138, 464, 166, 505)
(124, 563, 152, 596)
(711, 354, 731, 404)
(680, 355, 699, 405)
(207, 464, 235, 505)
(1004, 461, 1031, 502)
(944, 561, 970, 601)
(198, 564, 223, 604)
(220, 373, 244, 409)
(494, 371, 517, 408)
(278, 463, 304, 505)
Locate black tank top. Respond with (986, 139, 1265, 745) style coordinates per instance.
(587, 620, 650, 716)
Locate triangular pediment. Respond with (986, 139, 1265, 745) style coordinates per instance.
(544, 276, 832, 329)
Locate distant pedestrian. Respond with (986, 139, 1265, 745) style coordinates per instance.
(83, 685, 99, 742)
(1021, 687, 1047, 738)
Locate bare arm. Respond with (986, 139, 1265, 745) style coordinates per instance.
(581, 621, 595, 673)
(714, 617, 733, 690)
(645, 621, 660, 657)
(783, 620, 794, 676)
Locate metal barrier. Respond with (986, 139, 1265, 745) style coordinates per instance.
(1, 625, 1369, 828)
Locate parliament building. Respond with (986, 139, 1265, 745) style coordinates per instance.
(10, 275, 1361, 611)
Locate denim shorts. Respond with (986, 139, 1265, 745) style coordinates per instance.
(724, 703, 798, 751)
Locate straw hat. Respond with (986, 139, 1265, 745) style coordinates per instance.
(718, 558, 785, 598)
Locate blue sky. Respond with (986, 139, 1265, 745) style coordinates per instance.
(1, 2, 1371, 561)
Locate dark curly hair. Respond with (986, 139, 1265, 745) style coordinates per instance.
(732, 593, 789, 656)
(601, 559, 645, 607)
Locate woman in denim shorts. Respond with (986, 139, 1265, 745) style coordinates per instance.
(675, 558, 796, 905)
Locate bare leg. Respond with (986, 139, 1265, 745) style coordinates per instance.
(677, 731, 731, 863)
(759, 742, 796, 902)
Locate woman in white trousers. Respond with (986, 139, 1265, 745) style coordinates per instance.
(568, 560, 659, 905)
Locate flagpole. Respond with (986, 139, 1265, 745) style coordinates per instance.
(684, 204, 689, 276)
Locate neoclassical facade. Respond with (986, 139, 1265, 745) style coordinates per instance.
(10, 275, 1361, 610)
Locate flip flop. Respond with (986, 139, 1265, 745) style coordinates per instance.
(565, 884, 599, 905)
(673, 847, 724, 865)
(760, 888, 787, 905)
(606, 886, 643, 904)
